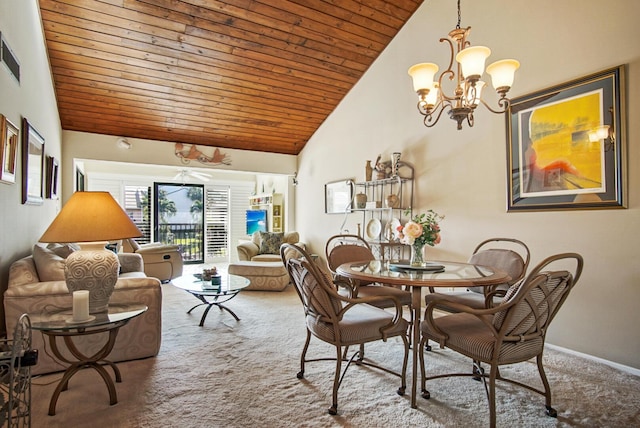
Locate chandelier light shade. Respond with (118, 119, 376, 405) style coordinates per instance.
(40, 191, 142, 314)
(408, 0, 519, 130)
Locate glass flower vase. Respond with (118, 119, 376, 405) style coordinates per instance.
(410, 242, 426, 267)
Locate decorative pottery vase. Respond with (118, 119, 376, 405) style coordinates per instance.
(385, 194, 399, 208)
(410, 242, 426, 267)
(355, 193, 367, 209)
(391, 152, 401, 177)
(365, 160, 373, 181)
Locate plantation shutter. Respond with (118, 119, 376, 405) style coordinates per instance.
(205, 186, 229, 262)
(229, 182, 254, 263)
(124, 186, 152, 244)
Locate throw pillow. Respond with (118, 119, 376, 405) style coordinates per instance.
(33, 244, 67, 282)
(259, 232, 284, 255)
(46, 242, 80, 259)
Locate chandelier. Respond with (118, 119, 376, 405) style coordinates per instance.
(408, 0, 519, 130)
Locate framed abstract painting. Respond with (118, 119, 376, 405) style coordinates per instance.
(506, 65, 626, 211)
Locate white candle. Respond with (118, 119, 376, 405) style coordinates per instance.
(72, 290, 90, 321)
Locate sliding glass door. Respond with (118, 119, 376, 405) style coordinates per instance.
(154, 183, 204, 264)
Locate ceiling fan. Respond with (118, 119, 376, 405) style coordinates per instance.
(172, 169, 211, 182)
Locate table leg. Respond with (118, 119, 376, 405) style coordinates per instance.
(187, 292, 242, 326)
(411, 286, 421, 409)
(46, 329, 121, 416)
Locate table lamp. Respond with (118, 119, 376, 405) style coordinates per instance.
(39, 191, 142, 313)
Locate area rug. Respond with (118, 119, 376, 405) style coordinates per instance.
(30, 282, 640, 427)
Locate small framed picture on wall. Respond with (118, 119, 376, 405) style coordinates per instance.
(21, 118, 45, 205)
(0, 114, 19, 184)
(45, 155, 59, 199)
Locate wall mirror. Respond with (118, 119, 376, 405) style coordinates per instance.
(325, 179, 353, 214)
(21, 118, 44, 205)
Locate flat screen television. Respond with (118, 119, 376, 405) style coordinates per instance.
(246, 209, 268, 235)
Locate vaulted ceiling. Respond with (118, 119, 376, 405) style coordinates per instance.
(39, 0, 423, 155)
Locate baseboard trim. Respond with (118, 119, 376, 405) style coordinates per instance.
(546, 343, 640, 377)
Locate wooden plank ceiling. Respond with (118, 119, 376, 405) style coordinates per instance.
(39, 0, 423, 155)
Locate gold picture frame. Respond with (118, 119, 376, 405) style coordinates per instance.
(21, 118, 45, 205)
(0, 115, 19, 184)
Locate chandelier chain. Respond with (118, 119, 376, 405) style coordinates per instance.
(456, 0, 461, 29)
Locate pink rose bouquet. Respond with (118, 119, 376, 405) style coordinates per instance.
(396, 209, 444, 247)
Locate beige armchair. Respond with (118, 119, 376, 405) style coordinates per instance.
(122, 238, 184, 282)
(236, 231, 303, 262)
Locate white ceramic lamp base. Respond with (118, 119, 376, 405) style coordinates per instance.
(64, 246, 119, 314)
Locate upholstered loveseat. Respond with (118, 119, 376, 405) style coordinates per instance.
(4, 243, 162, 375)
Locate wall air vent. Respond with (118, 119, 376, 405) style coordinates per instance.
(0, 32, 20, 84)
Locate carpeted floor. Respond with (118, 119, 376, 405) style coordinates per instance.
(29, 282, 640, 427)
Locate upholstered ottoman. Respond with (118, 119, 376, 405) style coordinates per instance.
(228, 261, 289, 291)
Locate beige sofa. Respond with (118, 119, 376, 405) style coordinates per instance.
(4, 244, 162, 375)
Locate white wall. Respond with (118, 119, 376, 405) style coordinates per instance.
(62, 131, 298, 233)
(296, 0, 640, 370)
(61, 131, 297, 201)
(0, 0, 62, 332)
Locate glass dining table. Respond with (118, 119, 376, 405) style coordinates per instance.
(336, 259, 510, 409)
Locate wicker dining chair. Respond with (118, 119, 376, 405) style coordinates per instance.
(425, 237, 531, 312)
(325, 234, 413, 343)
(419, 252, 583, 428)
(281, 243, 409, 415)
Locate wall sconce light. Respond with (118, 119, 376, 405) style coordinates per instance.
(292, 172, 298, 186)
(587, 107, 615, 151)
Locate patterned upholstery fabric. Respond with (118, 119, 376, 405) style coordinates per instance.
(259, 232, 284, 254)
(327, 245, 375, 286)
(237, 231, 303, 262)
(325, 235, 412, 308)
(467, 249, 525, 293)
(420, 253, 582, 428)
(5, 254, 162, 375)
(32, 244, 67, 282)
(287, 254, 408, 344)
(424, 238, 530, 313)
(282, 242, 410, 414)
(493, 273, 569, 331)
(308, 303, 408, 345)
(46, 242, 80, 258)
(228, 261, 289, 291)
(422, 269, 575, 364)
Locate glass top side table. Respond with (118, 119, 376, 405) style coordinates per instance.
(29, 303, 147, 416)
